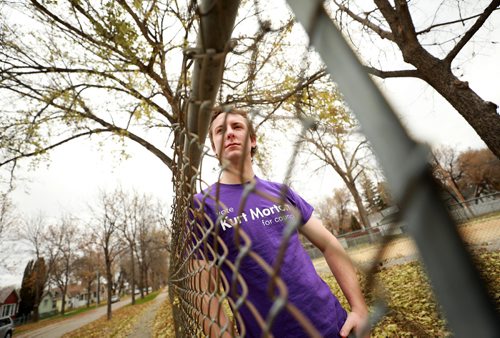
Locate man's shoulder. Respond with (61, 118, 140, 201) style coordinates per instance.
(193, 184, 216, 202)
(255, 177, 291, 194)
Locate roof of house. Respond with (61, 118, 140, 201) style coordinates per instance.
(66, 284, 84, 297)
(42, 290, 55, 299)
(0, 286, 19, 304)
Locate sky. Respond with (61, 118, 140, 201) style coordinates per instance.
(1, 1, 499, 287)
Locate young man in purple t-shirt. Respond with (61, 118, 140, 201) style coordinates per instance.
(193, 107, 368, 337)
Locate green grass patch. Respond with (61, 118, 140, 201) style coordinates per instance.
(132, 290, 160, 306)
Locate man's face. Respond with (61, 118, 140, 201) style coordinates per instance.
(210, 113, 256, 163)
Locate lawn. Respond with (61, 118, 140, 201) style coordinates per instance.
(324, 249, 499, 337)
(13, 302, 108, 335)
(62, 291, 160, 338)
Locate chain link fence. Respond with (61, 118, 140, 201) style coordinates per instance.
(324, 192, 500, 252)
(167, 1, 499, 337)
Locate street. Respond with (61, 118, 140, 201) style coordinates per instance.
(16, 299, 130, 338)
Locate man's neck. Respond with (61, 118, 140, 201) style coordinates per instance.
(219, 160, 255, 184)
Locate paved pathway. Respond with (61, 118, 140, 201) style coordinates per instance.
(16, 299, 129, 338)
(125, 289, 168, 338)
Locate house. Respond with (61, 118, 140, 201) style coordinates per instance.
(0, 286, 20, 319)
(39, 291, 57, 318)
(54, 284, 84, 311)
(54, 284, 107, 311)
(85, 284, 107, 305)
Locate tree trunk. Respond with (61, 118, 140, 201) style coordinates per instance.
(346, 180, 371, 229)
(86, 281, 91, 308)
(105, 256, 113, 320)
(130, 249, 136, 305)
(423, 65, 500, 158)
(388, 17, 500, 158)
(61, 294, 66, 315)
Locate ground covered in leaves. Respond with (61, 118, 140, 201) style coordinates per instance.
(152, 294, 175, 337)
(59, 249, 498, 337)
(323, 249, 499, 337)
(63, 292, 159, 338)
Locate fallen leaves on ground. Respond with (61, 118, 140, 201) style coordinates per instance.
(152, 294, 175, 337)
(322, 249, 499, 337)
(148, 249, 499, 337)
(62, 302, 152, 338)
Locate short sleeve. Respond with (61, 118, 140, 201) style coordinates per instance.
(285, 186, 314, 225)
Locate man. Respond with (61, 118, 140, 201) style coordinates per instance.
(193, 107, 368, 337)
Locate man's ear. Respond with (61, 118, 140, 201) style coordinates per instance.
(250, 135, 257, 148)
(211, 141, 218, 156)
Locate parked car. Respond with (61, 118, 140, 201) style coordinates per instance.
(111, 295, 120, 303)
(0, 316, 14, 338)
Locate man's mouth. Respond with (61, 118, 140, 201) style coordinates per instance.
(225, 143, 240, 149)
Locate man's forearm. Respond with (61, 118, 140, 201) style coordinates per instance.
(323, 237, 367, 314)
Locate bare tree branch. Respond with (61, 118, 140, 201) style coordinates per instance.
(445, 0, 500, 63)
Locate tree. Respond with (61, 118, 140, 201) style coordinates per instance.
(329, 0, 500, 157)
(0, 1, 321, 186)
(431, 146, 500, 201)
(303, 115, 373, 229)
(350, 214, 362, 232)
(47, 217, 80, 315)
(430, 146, 474, 216)
(133, 193, 157, 299)
(114, 189, 163, 303)
(375, 181, 392, 210)
(17, 258, 46, 322)
(456, 148, 500, 198)
(114, 188, 139, 304)
(91, 190, 126, 320)
(17, 260, 35, 319)
(73, 246, 103, 308)
(360, 173, 379, 213)
(316, 187, 353, 235)
(148, 228, 170, 290)
(17, 214, 46, 260)
(0, 193, 14, 240)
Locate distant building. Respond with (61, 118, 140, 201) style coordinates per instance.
(39, 291, 57, 318)
(0, 286, 20, 319)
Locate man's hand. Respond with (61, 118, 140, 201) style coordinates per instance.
(340, 310, 369, 338)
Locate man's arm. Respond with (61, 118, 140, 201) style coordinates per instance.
(300, 216, 368, 337)
(192, 259, 234, 337)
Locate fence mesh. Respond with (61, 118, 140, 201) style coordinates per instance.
(167, 1, 499, 337)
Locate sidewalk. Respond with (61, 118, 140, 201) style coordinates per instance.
(125, 289, 169, 338)
(16, 300, 129, 338)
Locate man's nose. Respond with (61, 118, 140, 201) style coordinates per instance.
(226, 127, 235, 138)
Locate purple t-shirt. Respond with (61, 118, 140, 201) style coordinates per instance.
(194, 177, 347, 337)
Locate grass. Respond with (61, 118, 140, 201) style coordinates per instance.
(14, 302, 108, 335)
(323, 249, 499, 337)
(133, 290, 160, 305)
(63, 291, 160, 338)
